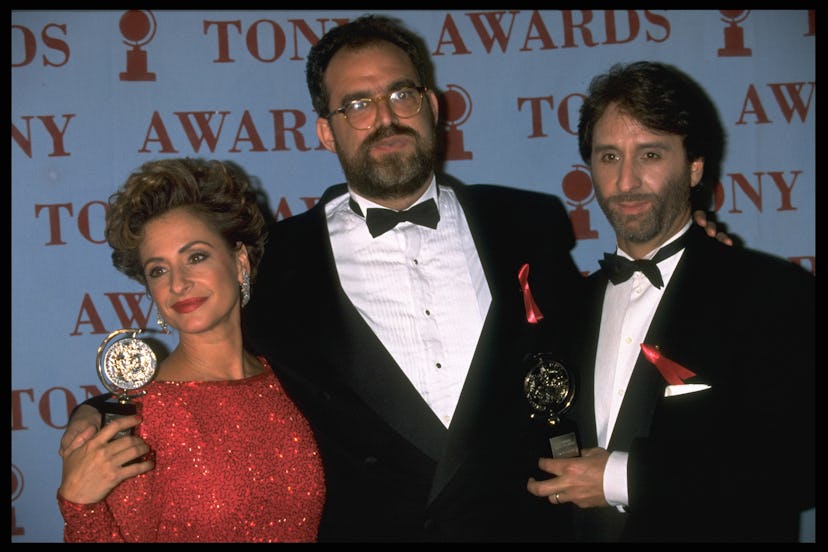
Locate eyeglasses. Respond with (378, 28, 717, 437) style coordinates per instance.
(328, 86, 428, 130)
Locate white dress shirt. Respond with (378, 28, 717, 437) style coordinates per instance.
(594, 220, 691, 508)
(325, 178, 491, 427)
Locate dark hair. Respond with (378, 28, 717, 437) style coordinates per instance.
(577, 60, 726, 189)
(305, 14, 434, 118)
(105, 158, 268, 287)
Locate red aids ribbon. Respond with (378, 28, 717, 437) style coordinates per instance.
(640, 344, 697, 385)
(518, 263, 544, 324)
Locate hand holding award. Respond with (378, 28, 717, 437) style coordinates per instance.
(523, 352, 580, 458)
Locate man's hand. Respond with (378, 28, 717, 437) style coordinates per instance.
(693, 210, 733, 246)
(526, 447, 611, 509)
(58, 415, 153, 504)
(59, 404, 102, 458)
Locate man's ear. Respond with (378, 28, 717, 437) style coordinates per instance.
(690, 157, 705, 188)
(317, 117, 337, 153)
(426, 88, 440, 126)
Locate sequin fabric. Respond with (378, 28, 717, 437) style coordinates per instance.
(58, 361, 325, 542)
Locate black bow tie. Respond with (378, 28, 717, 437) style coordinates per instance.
(350, 197, 440, 238)
(598, 233, 688, 289)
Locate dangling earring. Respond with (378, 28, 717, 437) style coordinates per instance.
(156, 305, 169, 333)
(241, 270, 251, 307)
(147, 290, 168, 333)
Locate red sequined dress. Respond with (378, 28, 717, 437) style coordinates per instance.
(58, 360, 325, 542)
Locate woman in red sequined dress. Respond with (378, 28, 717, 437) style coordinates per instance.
(57, 158, 325, 542)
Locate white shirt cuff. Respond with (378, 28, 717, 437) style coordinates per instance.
(603, 450, 629, 510)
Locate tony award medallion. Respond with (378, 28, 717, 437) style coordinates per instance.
(523, 352, 580, 458)
(96, 328, 157, 439)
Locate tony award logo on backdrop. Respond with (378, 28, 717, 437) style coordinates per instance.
(119, 10, 157, 81)
(717, 10, 752, 57)
(562, 165, 598, 240)
(11, 464, 24, 536)
(439, 84, 473, 161)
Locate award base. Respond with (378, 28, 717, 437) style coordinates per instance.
(548, 421, 580, 459)
(101, 398, 138, 440)
(529, 416, 581, 481)
(101, 398, 149, 466)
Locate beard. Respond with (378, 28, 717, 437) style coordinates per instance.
(336, 123, 436, 201)
(596, 170, 692, 244)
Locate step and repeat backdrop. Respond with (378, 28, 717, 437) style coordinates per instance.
(11, 10, 815, 542)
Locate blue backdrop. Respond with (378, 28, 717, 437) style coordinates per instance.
(11, 10, 815, 542)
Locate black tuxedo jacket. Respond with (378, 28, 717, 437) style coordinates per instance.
(243, 174, 585, 542)
(573, 224, 815, 542)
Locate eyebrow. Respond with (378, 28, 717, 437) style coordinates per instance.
(592, 140, 673, 154)
(142, 240, 215, 270)
(339, 79, 418, 104)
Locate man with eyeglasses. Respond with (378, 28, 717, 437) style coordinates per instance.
(247, 14, 583, 542)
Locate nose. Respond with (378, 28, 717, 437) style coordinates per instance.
(168, 266, 192, 295)
(616, 158, 641, 192)
(373, 97, 397, 127)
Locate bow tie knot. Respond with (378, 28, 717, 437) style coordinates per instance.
(350, 197, 440, 238)
(598, 233, 688, 289)
(599, 255, 664, 288)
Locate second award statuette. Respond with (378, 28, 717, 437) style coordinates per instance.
(96, 328, 158, 439)
(523, 352, 580, 458)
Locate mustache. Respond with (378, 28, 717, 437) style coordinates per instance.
(363, 124, 418, 146)
(607, 192, 655, 204)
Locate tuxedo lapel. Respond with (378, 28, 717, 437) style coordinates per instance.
(428, 280, 502, 502)
(607, 358, 663, 451)
(334, 296, 448, 461)
(577, 275, 606, 449)
(427, 180, 534, 503)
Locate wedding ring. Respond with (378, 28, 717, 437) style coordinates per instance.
(555, 492, 561, 505)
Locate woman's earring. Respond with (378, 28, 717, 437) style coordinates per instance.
(156, 306, 169, 333)
(241, 270, 251, 307)
(147, 290, 168, 333)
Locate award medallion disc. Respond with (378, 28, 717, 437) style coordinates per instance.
(523, 352, 580, 458)
(96, 329, 158, 439)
